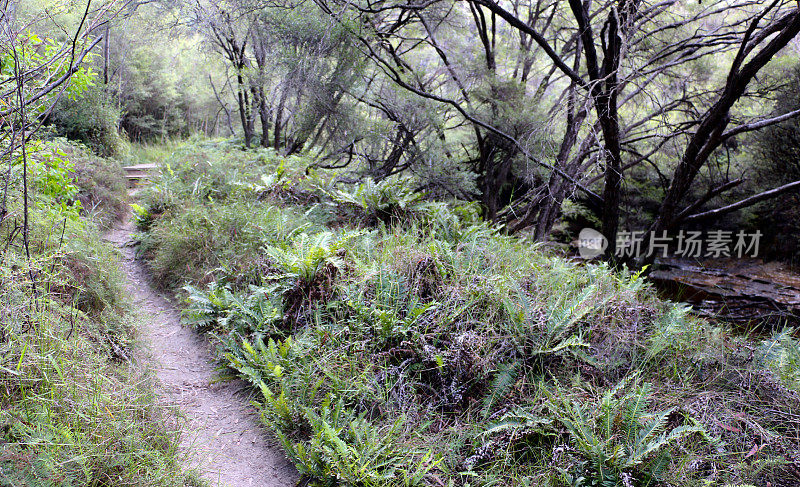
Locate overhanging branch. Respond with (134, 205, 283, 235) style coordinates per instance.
(683, 179, 800, 223)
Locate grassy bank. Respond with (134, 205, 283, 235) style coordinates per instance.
(136, 139, 800, 487)
(0, 139, 198, 486)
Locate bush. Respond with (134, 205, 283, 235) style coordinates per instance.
(142, 200, 314, 288)
(48, 86, 128, 157)
(51, 139, 128, 229)
(23, 139, 127, 231)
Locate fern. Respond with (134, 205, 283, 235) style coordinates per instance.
(483, 408, 554, 438)
(265, 396, 439, 486)
(504, 280, 606, 362)
(481, 361, 520, 419)
(543, 283, 611, 350)
(326, 177, 422, 224)
(182, 282, 282, 336)
(756, 328, 800, 391)
(542, 376, 711, 486)
(182, 282, 236, 332)
(264, 231, 356, 287)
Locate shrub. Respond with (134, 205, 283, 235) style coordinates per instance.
(142, 200, 313, 288)
(323, 177, 423, 225)
(54, 139, 128, 229)
(48, 86, 128, 157)
(24, 139, 127, 229)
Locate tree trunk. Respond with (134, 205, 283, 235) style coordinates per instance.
(274, 85, 289, 151)
(237, 86, 252, 148)
(258, 86, 270, 148)
(103, 25, 110, 84)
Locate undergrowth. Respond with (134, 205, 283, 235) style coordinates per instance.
(138, 139, 800, 487)
(0, 139, 198, 486)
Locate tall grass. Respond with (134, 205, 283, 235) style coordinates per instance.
(1, 139, 199, 486)
(0, 289, 193, 486)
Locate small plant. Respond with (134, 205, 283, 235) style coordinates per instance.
(271, 396, 439, 487)
(347, 296, 438, 348)
(30, 143, 83, 219)
(224, 333, 323, 427)
(130, 202, 153, 231)
(328, 177, 422, 225)
(182, 282, 282, 336)
(482, 376, 710, 485)
(264, 231, 354, 287)
(757, 328, 800, 391)
(544, 375, 710, 486)
(501, 280, 609, 364)
(224, 335, 440, 485)
(412, 201, 497, 244)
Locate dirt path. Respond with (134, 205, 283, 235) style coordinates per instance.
(105, 218, 298, 487)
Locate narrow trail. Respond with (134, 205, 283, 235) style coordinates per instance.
(105, 216, 298, 487)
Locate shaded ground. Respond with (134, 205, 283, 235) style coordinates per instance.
(652, 258, 800, 327)
(105, 217, 297, 487)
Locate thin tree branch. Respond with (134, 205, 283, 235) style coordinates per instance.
(683, 179, 800, 223)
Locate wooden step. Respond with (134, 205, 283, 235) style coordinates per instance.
(123, 163, 157, 188)
(123, 163, 158, 171)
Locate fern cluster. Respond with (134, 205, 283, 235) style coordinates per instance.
(323, 177, 422, 225)
(547, 377, 708, 486)
(183, 282, 281, 337)
(264, 231, 355, 287)
(134, 140, 800, 487)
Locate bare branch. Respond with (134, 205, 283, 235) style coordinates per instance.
(683, 179, 800, 223)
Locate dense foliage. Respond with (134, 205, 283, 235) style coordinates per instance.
(172, 0, 800, 262)
(6, 0, 800, 485)
(136, 140, 800, 486)
(753, 66, 800, 263)
(27, 1, 800, 261)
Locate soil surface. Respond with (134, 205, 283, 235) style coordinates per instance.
(105, 217, 298, 487)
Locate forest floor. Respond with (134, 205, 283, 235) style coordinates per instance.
(104, 214, 298, 487)
(652, 257, 800, 327)
(122, 140, 800, 486)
